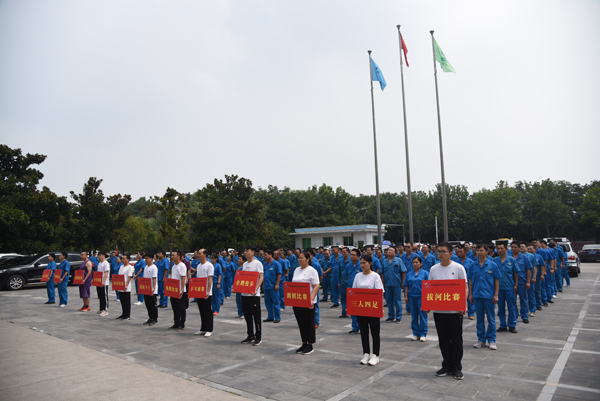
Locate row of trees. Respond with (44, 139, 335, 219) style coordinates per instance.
(1, 145, 599, 254)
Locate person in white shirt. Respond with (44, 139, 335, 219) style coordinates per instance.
(97, 252, 111, 316)
(291, 251, 321, 355)
(352, 254, 384, 366)
(240, 245, 264, 346)
(169, 251, 188, 331)
(424, 242, 468, 381)
(116, 254, 134, 321)
(142, 252, 159, 326)
(194, 249, 214, 337)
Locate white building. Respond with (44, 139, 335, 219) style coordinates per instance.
(289, 224, 386, 249)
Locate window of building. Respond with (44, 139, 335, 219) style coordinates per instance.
(343, 236, 354, 246)
(302, 238, 311, 249)
(323, 237, 333, 246)
(373, 235, 379, 245)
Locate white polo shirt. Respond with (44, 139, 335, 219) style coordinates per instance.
(143, 264, 159, 295)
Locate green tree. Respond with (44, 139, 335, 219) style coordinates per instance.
(579, 184, 600, 241)
(120, 216, 158, 252)
(469, 181, 521, 241)
(516, 179, 571, 238)
(146, 188, 189, 254)
(0, 145, 70, 253)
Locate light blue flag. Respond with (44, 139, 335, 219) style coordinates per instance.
(371, 58, 387, 90)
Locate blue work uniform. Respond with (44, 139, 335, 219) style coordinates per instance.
(235, 263, 244, 317)
(212, 263, 224, 313)
(287, 254, 299, 281)
(264, 260, 282, 321)
(372, 256, 382, 274)
(46, 260, 57, 303)
(547, 248, 558, 296)
(470, 258, 502, 344)
(320, 256, 332, 302)
(494, 255, 520, 329)
(403, 269, 429, 337)
(381, 256, 407, 320)
(312, 257, 324, 326)
(57, 259, 70, 306)
(458, 257, 475, 317)
(339, 256, 351, 316)
(534, 250, 547, 306)
(525, 252, 538, 313)
(157, 257, 169, 307)
(512, 252, 532, 320)
(466, 250, 476, 260)
(553, 246, 565, 291)
(401, 253, 417, 312)
(276, 258, 289, 307)
(135, 259, 146, 303)
(330, 254, 343, 306)
(421, 254, 437, 273)
(90, 256, 99, 269)
(346, 259, 361, 332)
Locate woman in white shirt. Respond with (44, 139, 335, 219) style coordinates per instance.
(116, 254, 134, 321)
(292, 251, 321, 355)
(351, 254, 384, 366)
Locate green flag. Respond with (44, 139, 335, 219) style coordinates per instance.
(434, 39, 455, 73)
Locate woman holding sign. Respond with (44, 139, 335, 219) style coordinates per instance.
(291, 251, 320, 355)
(116, 254, 134, 320)
(78, 252, 93, 312)
(351, 254, 383, 366)
(404, 257, 429, 342)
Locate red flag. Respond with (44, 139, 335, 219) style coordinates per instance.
(400, 33, 409, 67)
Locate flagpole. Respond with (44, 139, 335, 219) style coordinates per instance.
(397, 25, 414, 244)
(368, 50, 383, 247)
(430, 30, 449, 243)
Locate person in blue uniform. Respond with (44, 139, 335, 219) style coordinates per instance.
(45, 253, 57, 304)
(401, 245, 418, 314)
(464, 243, 476, 261)
(541, 241, 556, 300)
(510, 242, 532, 324)
(274, 250, 289, 309)
(550, 241, 565, 292)
(223, 255, 235, 299)
(531, 239, 549, 308)
(133, 252, 146, 305)
(210, 254, 223, 315)
(320, 249, 332, 302)
(494, 242, 520, 333)
(329, 246, 343, 308)
(156, 251, 169, 308)
(287, 249, 299, 281)
(90, 251, 99, 269)
(381, 247, 405, 323)
(262, 250, 282, 323)
(346, 249, 362, 334)
(470, 243, 501, 349)
(420, 245, 437, 273)
(339, 247, 351, 318)
(522, 243, 539, 317)
(404, 257, 429, 341)
(556, 242, 570, 289)
(57, 252, 70, 307)
(308, 248, 324, 328)
(455, 244, 475, 320)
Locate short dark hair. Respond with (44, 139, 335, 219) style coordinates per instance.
(145, 252, 155, 259)
(486, 244, 496, 251)
(99, 251, 107, 257)
(265, 249, 274, 256)
(177, 250, 185, 258)
(496, 241, 508, 249)
(413, 256, 423, 264)
(61, 251, 68, 259)
(245, 245, 257, 253)
(351, 249, 361, 257)
(122, 254, 130, 261)
(49, 253, 56, 260)
(438, 242, 452, 253)
(475, 243, 486, 250)
(519, 241, 528, 247)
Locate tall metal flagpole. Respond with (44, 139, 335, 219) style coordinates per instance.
(397, 25, 414, 244)
(430, 30, 449, 243)
(368, 50, 383, 247)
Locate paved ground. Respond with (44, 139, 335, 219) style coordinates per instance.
(1, 263, 599, 401)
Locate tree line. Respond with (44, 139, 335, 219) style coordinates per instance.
(1, 145, 599, 254)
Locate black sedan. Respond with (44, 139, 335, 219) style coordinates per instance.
(0, 253, 84, 291)
(580, 245, 600, 263)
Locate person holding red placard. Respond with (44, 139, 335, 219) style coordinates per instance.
(169, 251, 188, 331)
(78, 252, 93, 312)
(142, 252, 159, 326)
(404, 257, 429, 342)
(352, 254, 384, 366)
(234, 254, 245, 319)
(194, 249, 214, 337)
(240, 245, 264, 346)
(57, 252, 70, 307)
(291, 251, 320, 355)
(424, 242, 468, 381)
(115, 254, 134, 320)
(44, 253, 57, 304)
(96, 252, 111, 317)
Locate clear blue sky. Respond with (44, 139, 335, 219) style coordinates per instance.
(1, 0, 599, 201)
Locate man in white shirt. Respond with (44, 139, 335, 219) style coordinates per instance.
(116, 254, 134, 320)
(194, 249, 214, 337)
(425, 242, 467, 381)
(97, 252, 111, 316)
(142, 252, 159, 326)
(170, 251, 188, 331)
(241, 245, 264, 346)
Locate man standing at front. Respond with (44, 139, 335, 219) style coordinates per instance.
(169, 251, 188, 331)
(425, 242, 467, 381)
(241, 245, 265, 346)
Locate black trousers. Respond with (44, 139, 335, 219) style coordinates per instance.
(433, 313, 463, 371)
(241, 296, 261, 340)
(144, 294, 158, 320)
(171, 293, 188, 328)
(293, 306, 316, 344)
(97, 285, 109, 311)
(197, 296, 214, 332)
(357, 316, 380, 355)
(119, 291, 131, 318)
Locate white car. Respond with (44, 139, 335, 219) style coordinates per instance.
(544, 237, 581, 277)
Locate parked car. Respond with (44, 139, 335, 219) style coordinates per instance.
(0, 254, 24, 266)
(0, 253, 84, 291)
(579, 244, 600, 263)
(545, 238, 581, 277)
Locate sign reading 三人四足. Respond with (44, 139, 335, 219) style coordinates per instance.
(347, 288, 384, 318)
(188, 277, 208, 298)
(232, 271, 259, 294)
(53, 270, 62, 284)
(164, 278, 181, 298)
(92, 271, 103, 287)
(283, 282, 312, 308)
(73, 270, 84, 285)
(41, 269, 51, 282)
(421, 279, 467, 311)
(137, 277, 153, 296)
(112, 274, 125, 291)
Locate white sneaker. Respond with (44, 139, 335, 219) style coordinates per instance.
(96, 310, 102, 315)
(529, 313, 535, 317)
(552, 295, 557, 299)
(195, 330, 207, 336)
(419, 337, 427, 342)
(134, 301, 143, 306)
(473, 341, 485, 348)
(360, 353, 370, 365)
(99, 310, 109, 317)
(410, 335, 418, 341)
(225, 297, 230, 299)
(204, 332, 213, 337)
(115, 299, 120, 302)
(368, 354, 379, 366)
(488, 342, 497, 350)
(59, 304, 66, 308)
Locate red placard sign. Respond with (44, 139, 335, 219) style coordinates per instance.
(53, 270, 62, 284)
(41, 269, 52, 282)
(92, 271, 103, 287)
(73, 270, 84, 285)
(283, 282, 312, 308)
(421, 279, 467, 311)
(112, 274, 126, 291)
(347, 288, 384, 318)
(137, 277, 153, 296)
(232, 271, 259, 294)
(164, 278, 181, 299)
(188, 277, 208, 299)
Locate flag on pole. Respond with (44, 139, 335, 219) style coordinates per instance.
(433, 39, 455, 73)
(400, 33, 409, 67)
(371, 58, 387, 90)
